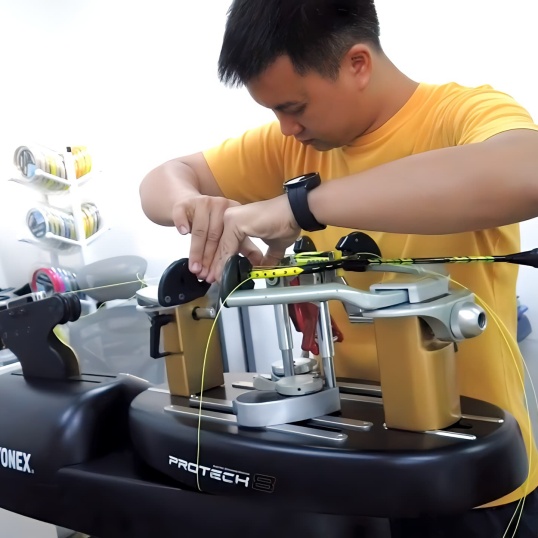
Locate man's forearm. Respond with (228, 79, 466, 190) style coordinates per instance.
(309, 130, 538, 234)
(139, 159, 201, 226)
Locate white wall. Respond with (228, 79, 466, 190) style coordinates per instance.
(0, 0, 536, 329)
(0, 0, 271, 288)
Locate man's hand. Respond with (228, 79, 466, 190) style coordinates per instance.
(172, 194, 263, 280)
(206, 194, 301, 283)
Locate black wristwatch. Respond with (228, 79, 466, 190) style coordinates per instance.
(283, 172, 326, 232)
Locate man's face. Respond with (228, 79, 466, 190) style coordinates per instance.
(246, 55, 369, 151)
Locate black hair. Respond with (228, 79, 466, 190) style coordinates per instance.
(218, 0, 381, 86)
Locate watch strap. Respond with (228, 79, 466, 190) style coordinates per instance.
(287, 184, 326, 232)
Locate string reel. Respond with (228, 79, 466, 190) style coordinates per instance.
(26, 202, 101, 243)
(14, 145, 93, 191)
(30, 267, 84, 297)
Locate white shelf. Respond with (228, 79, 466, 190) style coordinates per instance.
(19, 226, 110, 250)
(10, 169, 92, 192)
(11, 146, 108, 273)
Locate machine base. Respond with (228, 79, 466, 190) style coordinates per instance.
(0, 371, 528, 537)
(130, 373, 528, 518)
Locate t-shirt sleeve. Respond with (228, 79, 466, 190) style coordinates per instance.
(446, 85, 538, 145)
(203, 121, 289, 204)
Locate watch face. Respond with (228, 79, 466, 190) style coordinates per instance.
(284, 172, 319, 187)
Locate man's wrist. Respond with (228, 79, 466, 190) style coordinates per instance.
(283, 172, 326, 232)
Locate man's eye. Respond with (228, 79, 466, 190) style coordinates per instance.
(290, 106, 306, 115)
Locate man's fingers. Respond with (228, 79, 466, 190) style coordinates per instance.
(173, 206, 191, 237)
(187, 200, 227, 277)
(240, 237, 264, 266)
(197, 209, 227, 280)
(206, 226, 245, 283)
(260, 246, 286, 267)
(188, 207, 211, 274)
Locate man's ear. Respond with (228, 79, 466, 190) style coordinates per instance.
(342, 44, 373, 90)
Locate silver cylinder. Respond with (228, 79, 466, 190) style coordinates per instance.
(317, 301, 336, 388)
(450, 301, 487, 340)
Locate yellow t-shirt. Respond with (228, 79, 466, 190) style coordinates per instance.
(204, 82, 538, 506)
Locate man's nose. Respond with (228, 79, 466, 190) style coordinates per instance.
(277, 114, 303, 137)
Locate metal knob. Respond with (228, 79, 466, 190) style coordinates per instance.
(450, 301, 487, 340)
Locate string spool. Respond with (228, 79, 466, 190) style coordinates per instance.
(69, 146, 92, 178)
(80, 202, 101, 238)
(26, 202, 101, 243)
(30, 267, 82, 296)
(14, 145, 68, 191)
(13, 145, 93, 190)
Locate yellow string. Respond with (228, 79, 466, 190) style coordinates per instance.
(63, 276, 160, 299)
(136, 272, 148, 288)
(448, 277, 536, 537)
(195, 277, 254, 492)
(482, 303, 533, 538)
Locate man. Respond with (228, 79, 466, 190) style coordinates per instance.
(140, 0, 538, 535)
